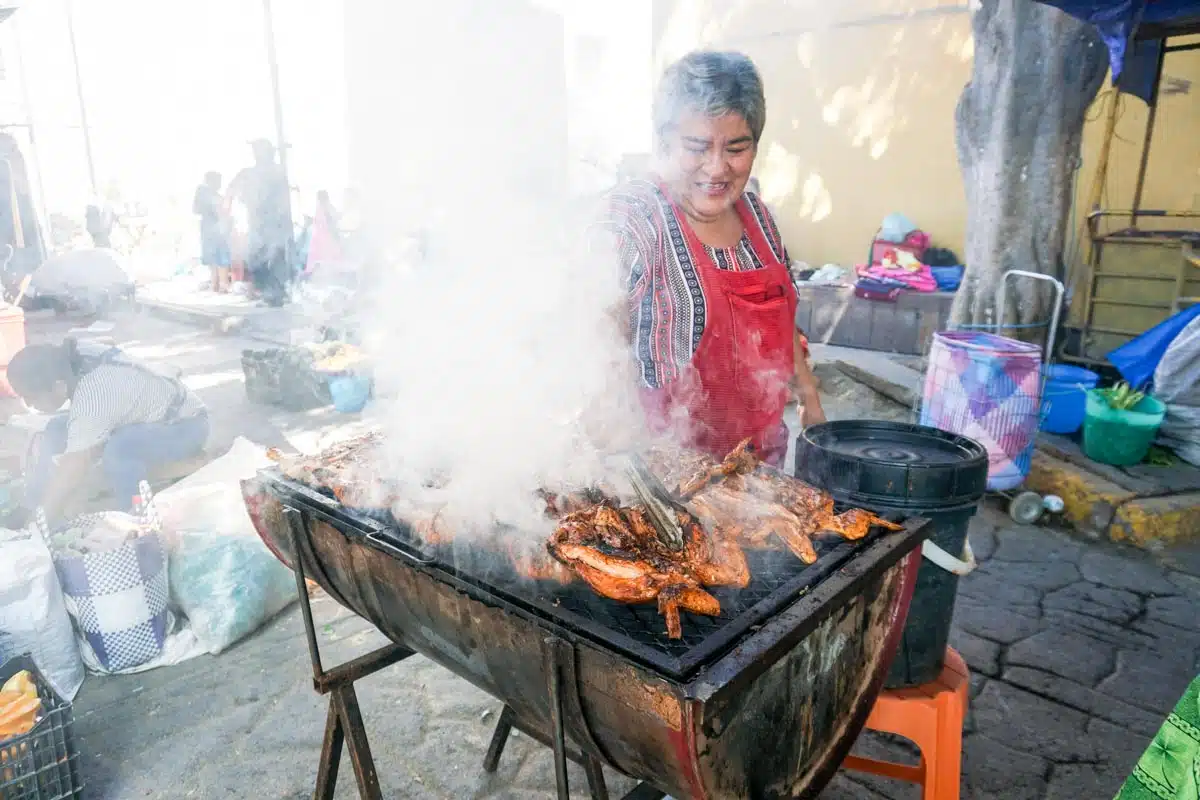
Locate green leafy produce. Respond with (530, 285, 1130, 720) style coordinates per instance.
(1144, 446, 1177, 467)
(1099, 381, 1147, 412)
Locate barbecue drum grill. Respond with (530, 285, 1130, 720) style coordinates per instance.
(243, 471, 930, 799)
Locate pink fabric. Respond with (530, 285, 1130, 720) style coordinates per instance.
(305, 208, 342, 275)
(870, 230, 929, 266)
(863, 263, 938, 292)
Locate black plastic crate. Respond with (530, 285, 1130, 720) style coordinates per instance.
(0, 655, 83, 800)
(241, 347, 332, 411)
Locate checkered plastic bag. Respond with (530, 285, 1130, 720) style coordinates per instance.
(42, 485, 173, 673)
(54, 533, 172, 672)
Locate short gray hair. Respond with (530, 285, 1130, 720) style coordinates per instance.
(653, 51, 767, 149)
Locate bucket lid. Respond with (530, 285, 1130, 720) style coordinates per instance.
(794, 420, 989, 511)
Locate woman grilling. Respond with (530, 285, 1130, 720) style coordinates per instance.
(602, 51, 825, 467)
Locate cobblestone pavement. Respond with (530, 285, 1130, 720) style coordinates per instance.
(826, 506, 1200, 800)
(70, 503, 1200, 799)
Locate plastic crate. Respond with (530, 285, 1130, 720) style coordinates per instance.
(0, 655, 83, 800)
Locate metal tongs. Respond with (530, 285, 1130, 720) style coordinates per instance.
(624, 453, 688, 551)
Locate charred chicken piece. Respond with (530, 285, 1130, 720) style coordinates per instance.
(547, 505, 724, 638)
(411, 512, 452, 546)
(677, 438, 759, 499)
(692, 484, 822, 564)
(538, 487, 620, 519)
(657, 583, 721, 639)
(818, 508, 903, 540)
(505, 541, 577, 584)
(747, 467, 903, 539)
(273, 432, 391, 507)
(683, 500, 752, 587)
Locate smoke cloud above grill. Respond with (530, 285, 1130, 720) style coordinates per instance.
(346, 2, 650, 540)
(358, 208, 645, 537)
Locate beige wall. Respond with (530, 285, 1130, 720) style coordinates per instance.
(652, 1, 1200, 270)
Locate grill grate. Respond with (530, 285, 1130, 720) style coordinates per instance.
(279, 477, 882, 679)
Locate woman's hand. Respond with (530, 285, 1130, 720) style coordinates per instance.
(793, 330, 826, 427)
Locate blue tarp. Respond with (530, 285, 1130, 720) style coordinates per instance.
(1036, 0, 1200, 102)
(1107, 303, 1200, 388)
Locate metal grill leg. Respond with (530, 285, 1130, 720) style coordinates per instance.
(483, 705, 516, 773)
(544, 638, 571, 800)
(314, 698, 344, 800)
(583, 756, 610, 800)
(336, 684, 382, 800)
(284, 506, 410, 800)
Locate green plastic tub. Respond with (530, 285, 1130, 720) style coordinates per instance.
(1082, 390, 1166, 466)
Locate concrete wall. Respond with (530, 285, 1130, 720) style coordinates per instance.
(651, 0, 1200, 269)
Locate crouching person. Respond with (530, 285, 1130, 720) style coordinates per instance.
(7, 338, 209, 524)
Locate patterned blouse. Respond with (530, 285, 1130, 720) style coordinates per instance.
(600, 179, 792, 390)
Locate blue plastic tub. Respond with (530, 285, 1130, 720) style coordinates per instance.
(1040, 364, 1099, 434)
(329, 375, 372, 413)
(930, 265, 964, 291)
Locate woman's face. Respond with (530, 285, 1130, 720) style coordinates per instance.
(662, 111, 757, 222)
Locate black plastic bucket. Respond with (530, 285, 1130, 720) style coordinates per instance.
(794, 420, 989, 688)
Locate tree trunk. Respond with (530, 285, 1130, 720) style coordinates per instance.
(952, 0, 1108, 334)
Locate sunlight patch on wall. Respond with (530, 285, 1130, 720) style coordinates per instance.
(755, 142, 801, 206)
(822, 75, 901, 160)
(797, 172, 832, 222)
(944, 29, 974, 61)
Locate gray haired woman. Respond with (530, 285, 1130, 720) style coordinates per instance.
(603, 51, 824, 466)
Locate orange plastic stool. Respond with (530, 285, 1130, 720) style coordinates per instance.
(841, 647, 969, 800)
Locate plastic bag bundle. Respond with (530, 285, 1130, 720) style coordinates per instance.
(0, 529, 84, 700)
(155, 438, 297, 654)
(1153, 315, 1200, 466)
(169, 531, 295, 654)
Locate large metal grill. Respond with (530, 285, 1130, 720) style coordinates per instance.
(270, 473, 896, 680)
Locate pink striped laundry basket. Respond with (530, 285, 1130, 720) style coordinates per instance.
(919, 331, 1043, 491)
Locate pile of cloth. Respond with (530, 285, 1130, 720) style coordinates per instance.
(855, 213, 959, 299)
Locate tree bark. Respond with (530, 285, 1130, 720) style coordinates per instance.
(952, 0, 1108, 333)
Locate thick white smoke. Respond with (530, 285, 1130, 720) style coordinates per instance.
(343, 1, 662, 543)
(357, 201, 645, 541)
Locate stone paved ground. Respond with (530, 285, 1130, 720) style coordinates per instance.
(831, 508, 1200, 800)
(69, 503, 1200, 799)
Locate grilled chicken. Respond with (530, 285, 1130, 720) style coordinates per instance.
(680, 445, 902, 564)
(273, 432, 904, 640)
(547, 504, 726, 638)
(677, 438, 758, 499)
(746, 468, 903, 540)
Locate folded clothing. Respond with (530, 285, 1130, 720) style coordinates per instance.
(854, 277, 906, 302)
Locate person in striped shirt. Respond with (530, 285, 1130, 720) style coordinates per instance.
(7, 338, 209, 524)
(597, 51, 825, 466)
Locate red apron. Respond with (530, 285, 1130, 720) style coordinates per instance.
(641, 190, 797, 466)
